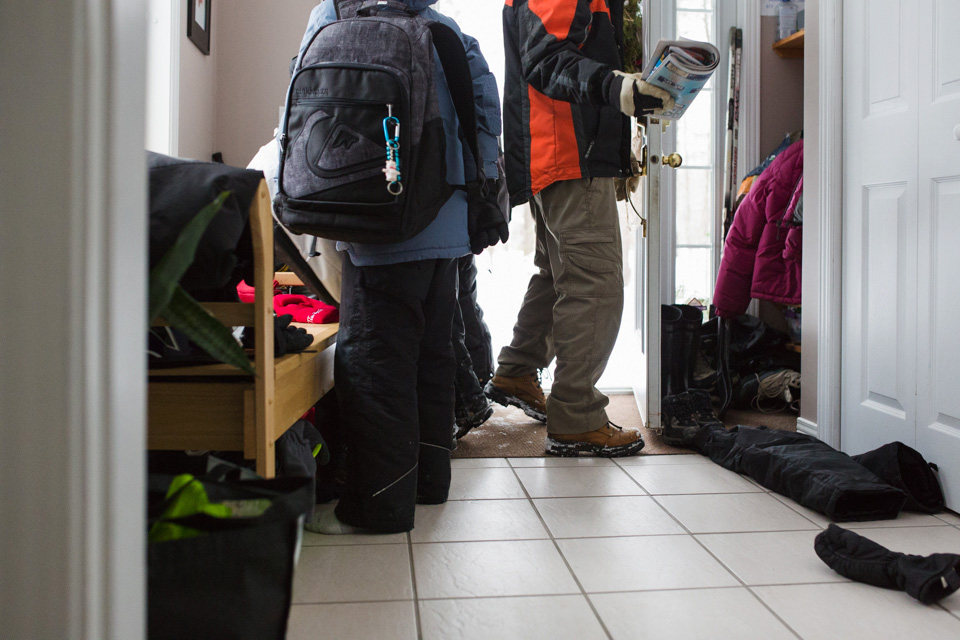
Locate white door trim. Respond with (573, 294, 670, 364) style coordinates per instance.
(811, 0, 844, 448)
(736, 0, 761, 203)
(0, 1, 147, 637)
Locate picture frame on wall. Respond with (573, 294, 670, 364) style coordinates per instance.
(187, 0, 211, 55)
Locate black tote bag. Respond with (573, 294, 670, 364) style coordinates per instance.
(147, 467, 313, 640)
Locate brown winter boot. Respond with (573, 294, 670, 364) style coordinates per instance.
(484, 373, 547, 423)
(545, 422, 645, 458)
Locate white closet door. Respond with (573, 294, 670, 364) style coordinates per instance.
(841, 0, 920, 454)
(915, 0, 960, 505)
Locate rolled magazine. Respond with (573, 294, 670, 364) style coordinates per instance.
(641, 38, 721, 120)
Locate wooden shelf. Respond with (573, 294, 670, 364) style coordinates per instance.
(772, 29, 804, 58)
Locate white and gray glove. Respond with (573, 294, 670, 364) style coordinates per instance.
(604, 70, 675, 117)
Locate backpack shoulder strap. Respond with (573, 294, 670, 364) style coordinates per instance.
(427, 22, 484, 183)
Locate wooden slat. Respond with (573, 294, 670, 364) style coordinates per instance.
(772, 29, 804, 58)
(148, 382, 248, 451)
(250, 182, 277, 478)
(274, 271, 304, 287)
(274, 344, 336, 441)
(152, 302, 256, 328)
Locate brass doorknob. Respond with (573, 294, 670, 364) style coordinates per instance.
(662, 153, 683, 169)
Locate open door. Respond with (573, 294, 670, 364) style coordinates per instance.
(631, 0, 669, 430)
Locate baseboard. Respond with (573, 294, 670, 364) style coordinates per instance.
(796, 417, 818, 438)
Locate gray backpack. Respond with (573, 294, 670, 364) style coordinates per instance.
(277, 0, 481, 244)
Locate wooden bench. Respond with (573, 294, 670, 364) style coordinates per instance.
(148, 180, 337, 477)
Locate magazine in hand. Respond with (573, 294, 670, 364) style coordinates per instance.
(641, 39, 721, 120)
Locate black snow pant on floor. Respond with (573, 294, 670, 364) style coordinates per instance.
(692, 425, 909, 522)
(334, 256, 458, 533)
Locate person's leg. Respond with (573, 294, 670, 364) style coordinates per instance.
(539, 178, 624, 434)
(333, 257, 432, 533)
(494, 198, 557, 376)
(457, 255, 494, 384)
(416, 258, 459, 502)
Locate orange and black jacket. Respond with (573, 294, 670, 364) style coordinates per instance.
(503, 0, 631, 207)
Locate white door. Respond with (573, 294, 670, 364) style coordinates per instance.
(841, 0, 919, 454)
(915, 0, 960, 506)
(842, 0, 960, 506)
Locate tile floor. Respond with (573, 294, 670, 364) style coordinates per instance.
(287, 455, 960, 640)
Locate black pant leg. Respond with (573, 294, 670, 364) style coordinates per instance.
(416, 258, 458, 503)
(457, 255, 494, 384)
(334, 256, 431, 532)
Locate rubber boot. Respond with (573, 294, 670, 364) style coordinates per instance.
(674, 304, 703, 392)
(660, 305, 685, 398)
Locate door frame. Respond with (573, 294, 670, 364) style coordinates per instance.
(799, 0, 844, 449)
(0, 1, 147, 637)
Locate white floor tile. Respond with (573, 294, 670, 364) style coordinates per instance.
(754, 582, 960, 639)
(844, 524, 960, 555)
(413, 540, 579, 599)
(514, 466, 646, 498)
(509, 457, 616, 467)
(419, 596, 607, 640)
(410, 499, 548, 543)
(302, 504, 408, 547)
(447, 467, 527, 500)
(292, 545, 413, 604)
(591, 588, 796, 640)
(769, 493, 832, 527)
(286, 601, 417, 640)
(851, 510, 956, 528)
(622, 463, 763, 495)
(934, 510, 960, 526)
(533, 496, 685, 538)
(657, 492, 821, 534)
(696, 530, 844, 585)
(557, 535, 739, 592)
(451, 457, 509, 468)
(614, 453, 709, 466)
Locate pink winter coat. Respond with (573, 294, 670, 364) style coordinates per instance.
(713, 139, 803, 317)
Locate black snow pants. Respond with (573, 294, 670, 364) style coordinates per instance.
(334, 256, 458, 532)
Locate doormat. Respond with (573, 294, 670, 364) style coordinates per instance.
(451, 393, 693, 459)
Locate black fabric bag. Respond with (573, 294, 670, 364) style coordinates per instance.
(852, 441, 945, 514)
(148, 151, 263, 300)
(147, 467, 313, 640)
(277, 0, 482, 243)
(815, 524, 960, 603)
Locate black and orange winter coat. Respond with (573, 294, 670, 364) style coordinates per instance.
(503, 0, 631, 207)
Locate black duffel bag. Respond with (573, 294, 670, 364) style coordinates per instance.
(147, 465, 313, 640)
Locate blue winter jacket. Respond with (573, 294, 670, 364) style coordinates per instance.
(296, 0, 502, 266)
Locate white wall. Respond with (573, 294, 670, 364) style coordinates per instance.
(178, 0, 218, 160)
(214, 0, 317, 167)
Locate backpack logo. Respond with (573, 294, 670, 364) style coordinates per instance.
(329, 127, 360, 151)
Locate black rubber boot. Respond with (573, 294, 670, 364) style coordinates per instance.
(674, 304, 703, 391)
(661, 305, 686, 398)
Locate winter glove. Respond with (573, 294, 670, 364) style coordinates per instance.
(814, 524, 960, 604)
(467, 178, 509, 255)
(245, 314, 314, 356)
(275, 314, 313, 356)
(603, 70, 675, 118)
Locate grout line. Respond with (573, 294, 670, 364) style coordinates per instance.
(406, 531, 424, 640)
(506, 464, 616, 640)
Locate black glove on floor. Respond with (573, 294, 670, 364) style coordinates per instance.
(814, 523, 960, 604)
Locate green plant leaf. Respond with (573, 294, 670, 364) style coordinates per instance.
(148, 191, 231, 323)
(160, 285, 256, 375)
